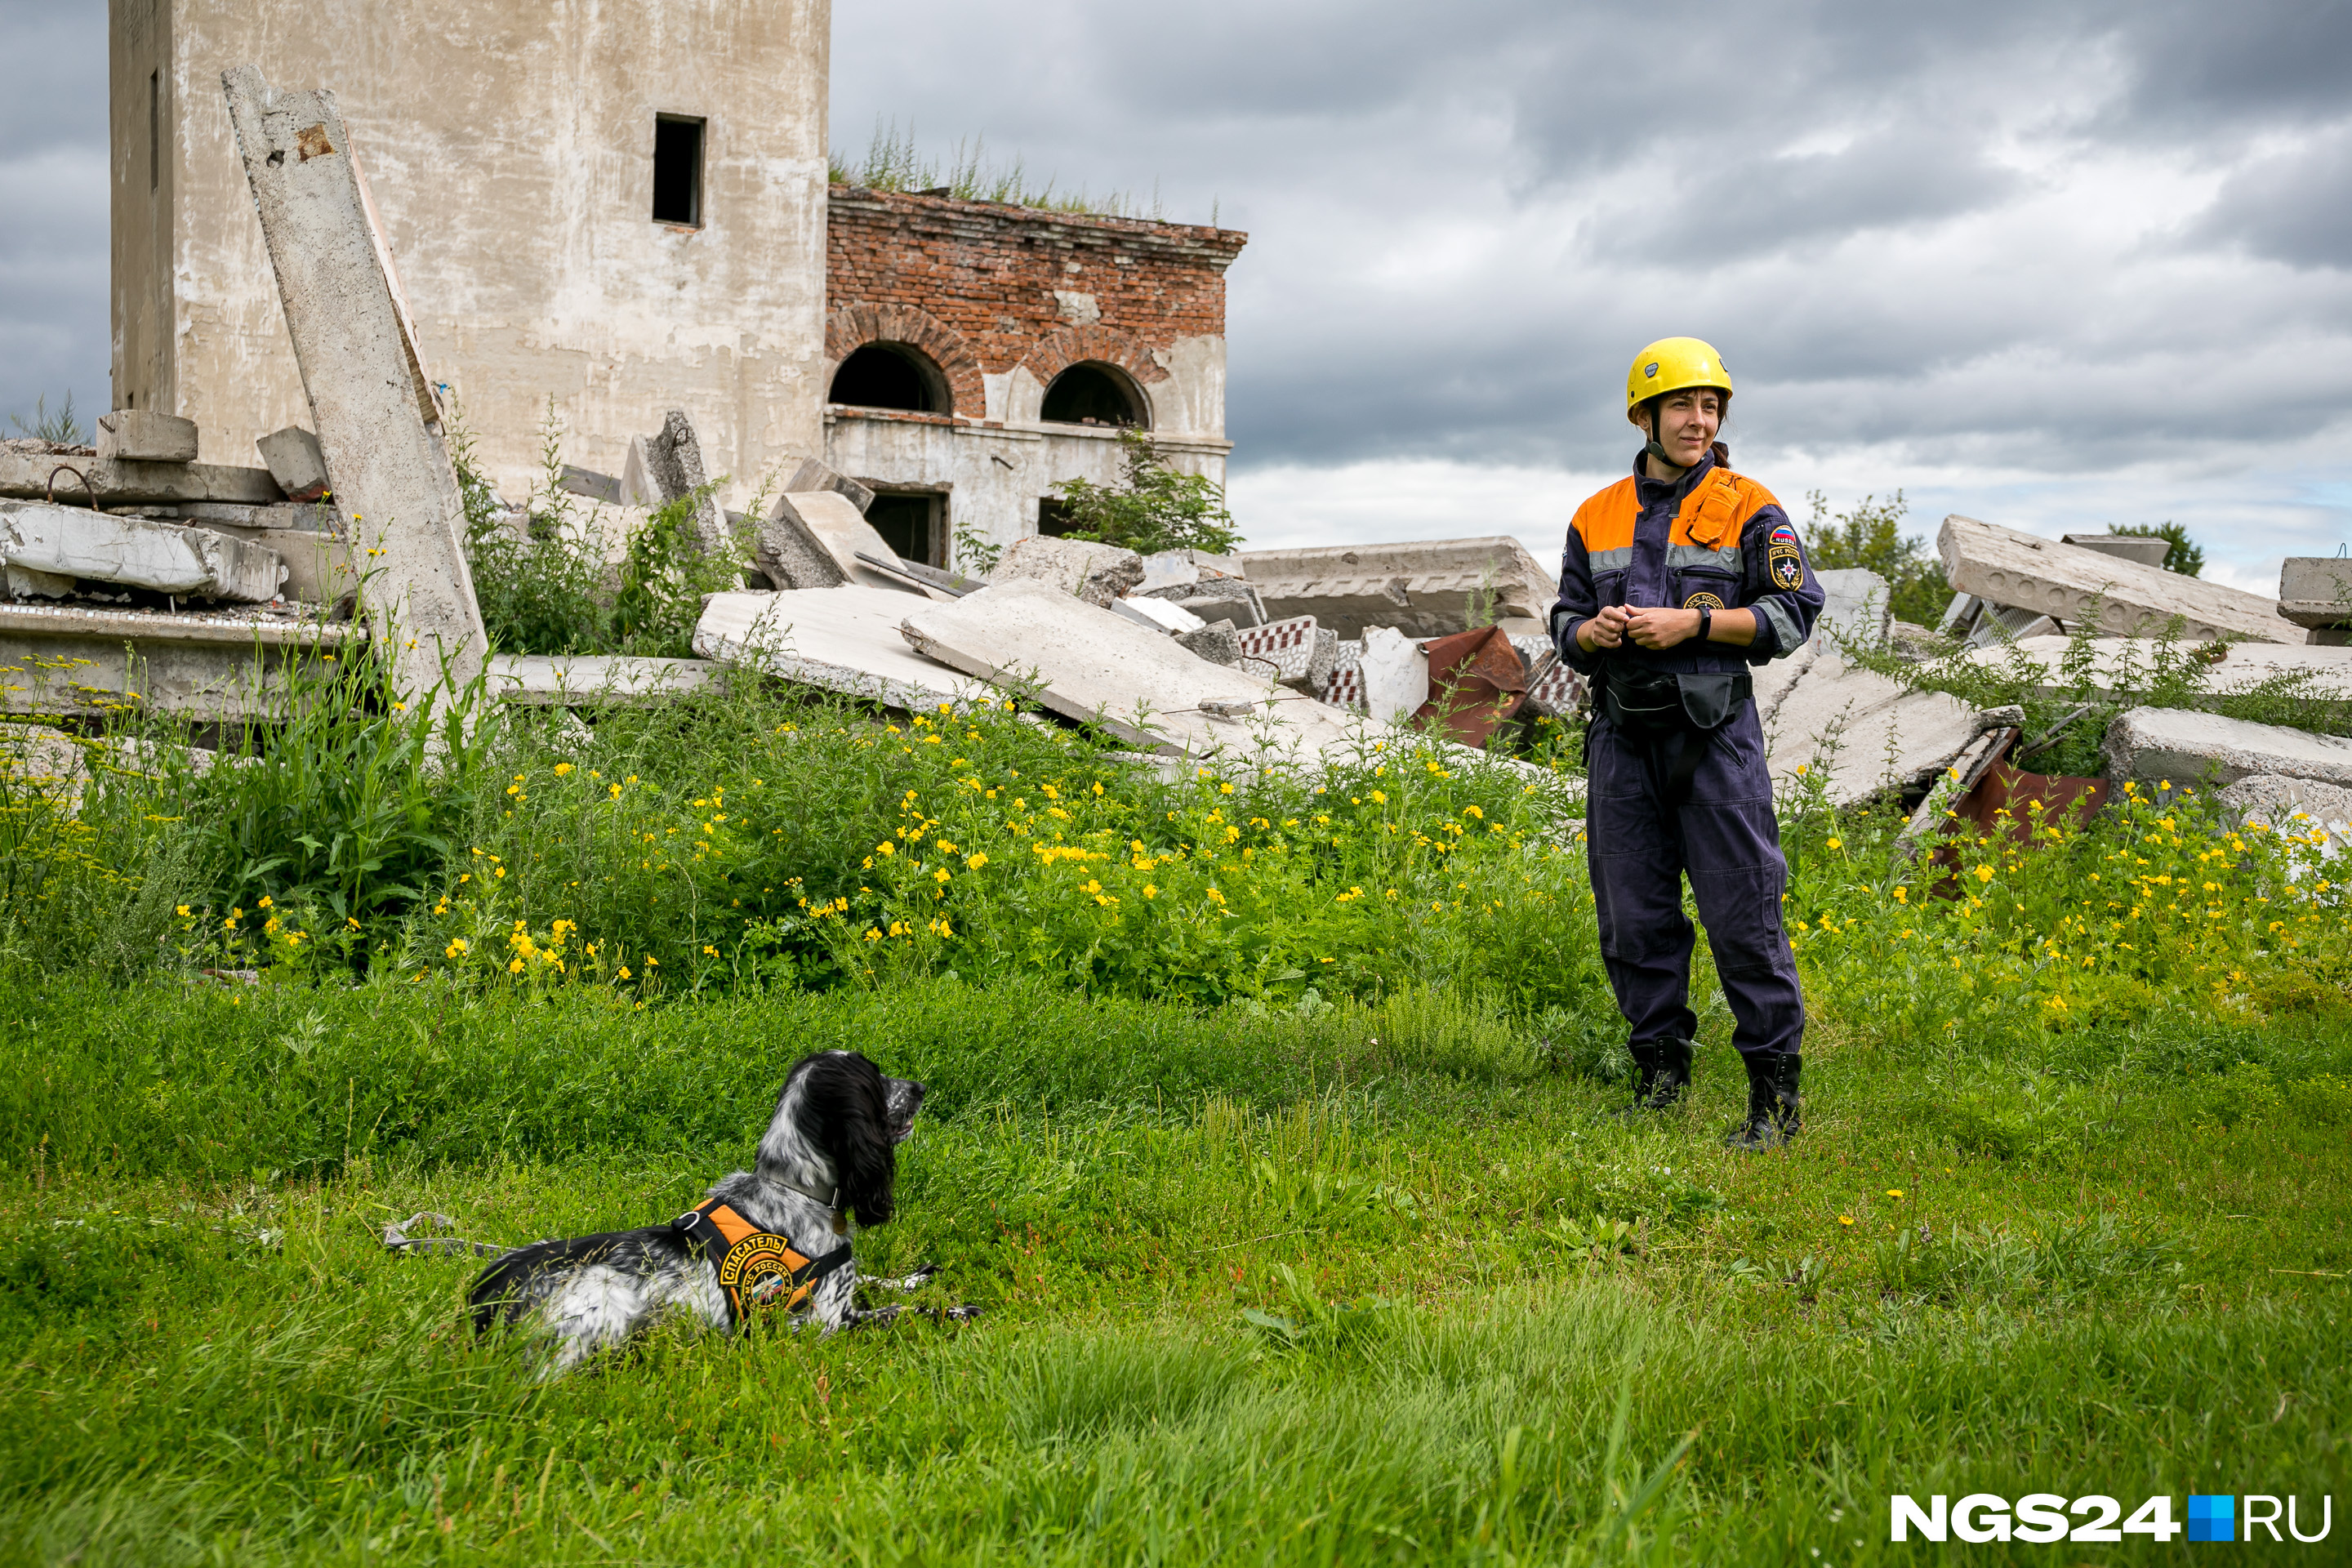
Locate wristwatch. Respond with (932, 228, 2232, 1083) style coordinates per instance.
(1697, 605, 1713, 644)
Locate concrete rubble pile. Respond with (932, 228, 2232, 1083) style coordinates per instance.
(684, 502, 1589, 768)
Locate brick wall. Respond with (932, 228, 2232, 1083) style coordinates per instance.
(824, 188, 1246, 415)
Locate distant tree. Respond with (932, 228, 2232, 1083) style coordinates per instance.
(2112, 521, 2204, 578)
(1050, 430, 1241, 556)
(1802, 489, 1952, 628)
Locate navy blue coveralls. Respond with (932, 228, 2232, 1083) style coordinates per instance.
(1549, 451, 1824, 1062)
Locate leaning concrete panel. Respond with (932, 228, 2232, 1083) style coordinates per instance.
(696, 588, 994, 710)
(1242, 536, 1557, 639)
(1763, 643, 1984, 806)
(754, 492, 923, 595)
(1939, 514, 2295, 644)
(221, 65, 488, 705)
(2103, 706, 2352, 789)
(899, 579, 1387, 766)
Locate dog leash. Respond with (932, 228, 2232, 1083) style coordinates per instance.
(381, 1211, 510, 1258)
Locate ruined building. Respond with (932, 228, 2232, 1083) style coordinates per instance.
(821, 189, 1242, 564)
(105, 0, 1242, 557)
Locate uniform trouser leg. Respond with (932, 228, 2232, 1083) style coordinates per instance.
(1587, 707, 1805, 1059)
(1587, 717, 1698, 1047)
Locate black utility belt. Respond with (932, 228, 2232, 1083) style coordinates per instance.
(1598, 668, 1753, 737)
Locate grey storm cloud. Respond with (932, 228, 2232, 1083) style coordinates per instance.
(0, 0, 108, 434)
(5, 0, 2350, 513)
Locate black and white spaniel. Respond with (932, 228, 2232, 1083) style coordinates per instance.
(469, 1050, 964, 1373)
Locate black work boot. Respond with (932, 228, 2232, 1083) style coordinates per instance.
(1726, 1053, 1801, 1150)
(1613, 1037, 1693, 1116)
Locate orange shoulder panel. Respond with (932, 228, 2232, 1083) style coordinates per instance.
(1570, 477, 1641, 553)
(1673, 468, 1780, 549)
(706, 1204, 760, 1245)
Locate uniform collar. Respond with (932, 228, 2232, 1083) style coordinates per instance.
(1633, 448, 1716, 509)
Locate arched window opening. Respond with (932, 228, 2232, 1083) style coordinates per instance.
(1040, 363, 1143, 428)
(830, 344, 944, 413)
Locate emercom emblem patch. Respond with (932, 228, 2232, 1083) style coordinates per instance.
(1769, 534, 1804, 590)
(1683, 590, 1726, 610)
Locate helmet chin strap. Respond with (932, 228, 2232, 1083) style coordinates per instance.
(1642, 404, 1687, 474)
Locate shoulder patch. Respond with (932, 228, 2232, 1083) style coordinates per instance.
(1770, 523, 1799, 547)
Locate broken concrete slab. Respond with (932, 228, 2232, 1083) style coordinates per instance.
(992, 535, 1145, 608)
(785, 458, 877, 516)
(0, 501, 284, 601)
(2061, 532, 2171, 569)
(1813, 568, 1891, 650)
(222, 65, 488, 704)
(695, 587, 993, 710)
(0, 450, 285, 508)
(1142, 572, 1267, 628)
(632, 410, 732, 558)
(97, 411, 199, 465)
(1763, 640, 1988, 805)
(0, 599, 356, 718)
(256, 425, 331, 502)
(1233, 616, 1339, 693)
(485, 653, 721, 706)
(1241, 536, 1557, 639)
(559, 466, 623, 505)
(1138, 547, 1247, 596)
(1939, 514, 2296, 644)
(1509, 634, 1588, 719)
(2279, 558, 2352, 629)
(2102, 706, 2352, 790)
(6, 564, 74, 599)
(898, 579, 1383, 765)
(0, 722, 88, 798)
(1360, 626, 1430, 725)
(1753, 638, 1824, 728)
(753, 491, 925, 595)
(1110, 595, 1206, 635)
(1959, 635, 2352, 702)
(1175, 621, 1241, 666)
(2216, 773, 2352, 853)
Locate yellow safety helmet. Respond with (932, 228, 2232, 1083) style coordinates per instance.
(1624, 336, 1733, 409)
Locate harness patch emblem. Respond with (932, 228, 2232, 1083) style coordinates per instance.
(1683, 590, 1726, 611)
(717, 1231, 817, 1316)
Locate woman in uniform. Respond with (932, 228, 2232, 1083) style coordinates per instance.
(1550, 337, 1824, 1149)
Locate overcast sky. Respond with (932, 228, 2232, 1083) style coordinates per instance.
(10, 2, 2349, 594)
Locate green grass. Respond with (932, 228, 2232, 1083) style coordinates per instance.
(7, 597, 2352, 1561)
(2, 971, 2346, 1565)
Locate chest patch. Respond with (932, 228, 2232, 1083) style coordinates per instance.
(718, 1230, 818, 1315)
(1683, 590, 1726, 611)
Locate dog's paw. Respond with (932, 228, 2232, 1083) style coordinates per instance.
(940, 1303, 983, 1321)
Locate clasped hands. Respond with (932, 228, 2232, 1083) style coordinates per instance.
(1579, 604, 1703, 652)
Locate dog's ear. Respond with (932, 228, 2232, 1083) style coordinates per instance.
(797, 1052, 897, 1227)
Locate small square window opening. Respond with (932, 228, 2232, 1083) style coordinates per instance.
(653, 115, 704, 226)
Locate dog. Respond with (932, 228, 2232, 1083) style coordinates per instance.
(469, 1050, 964, 1372)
